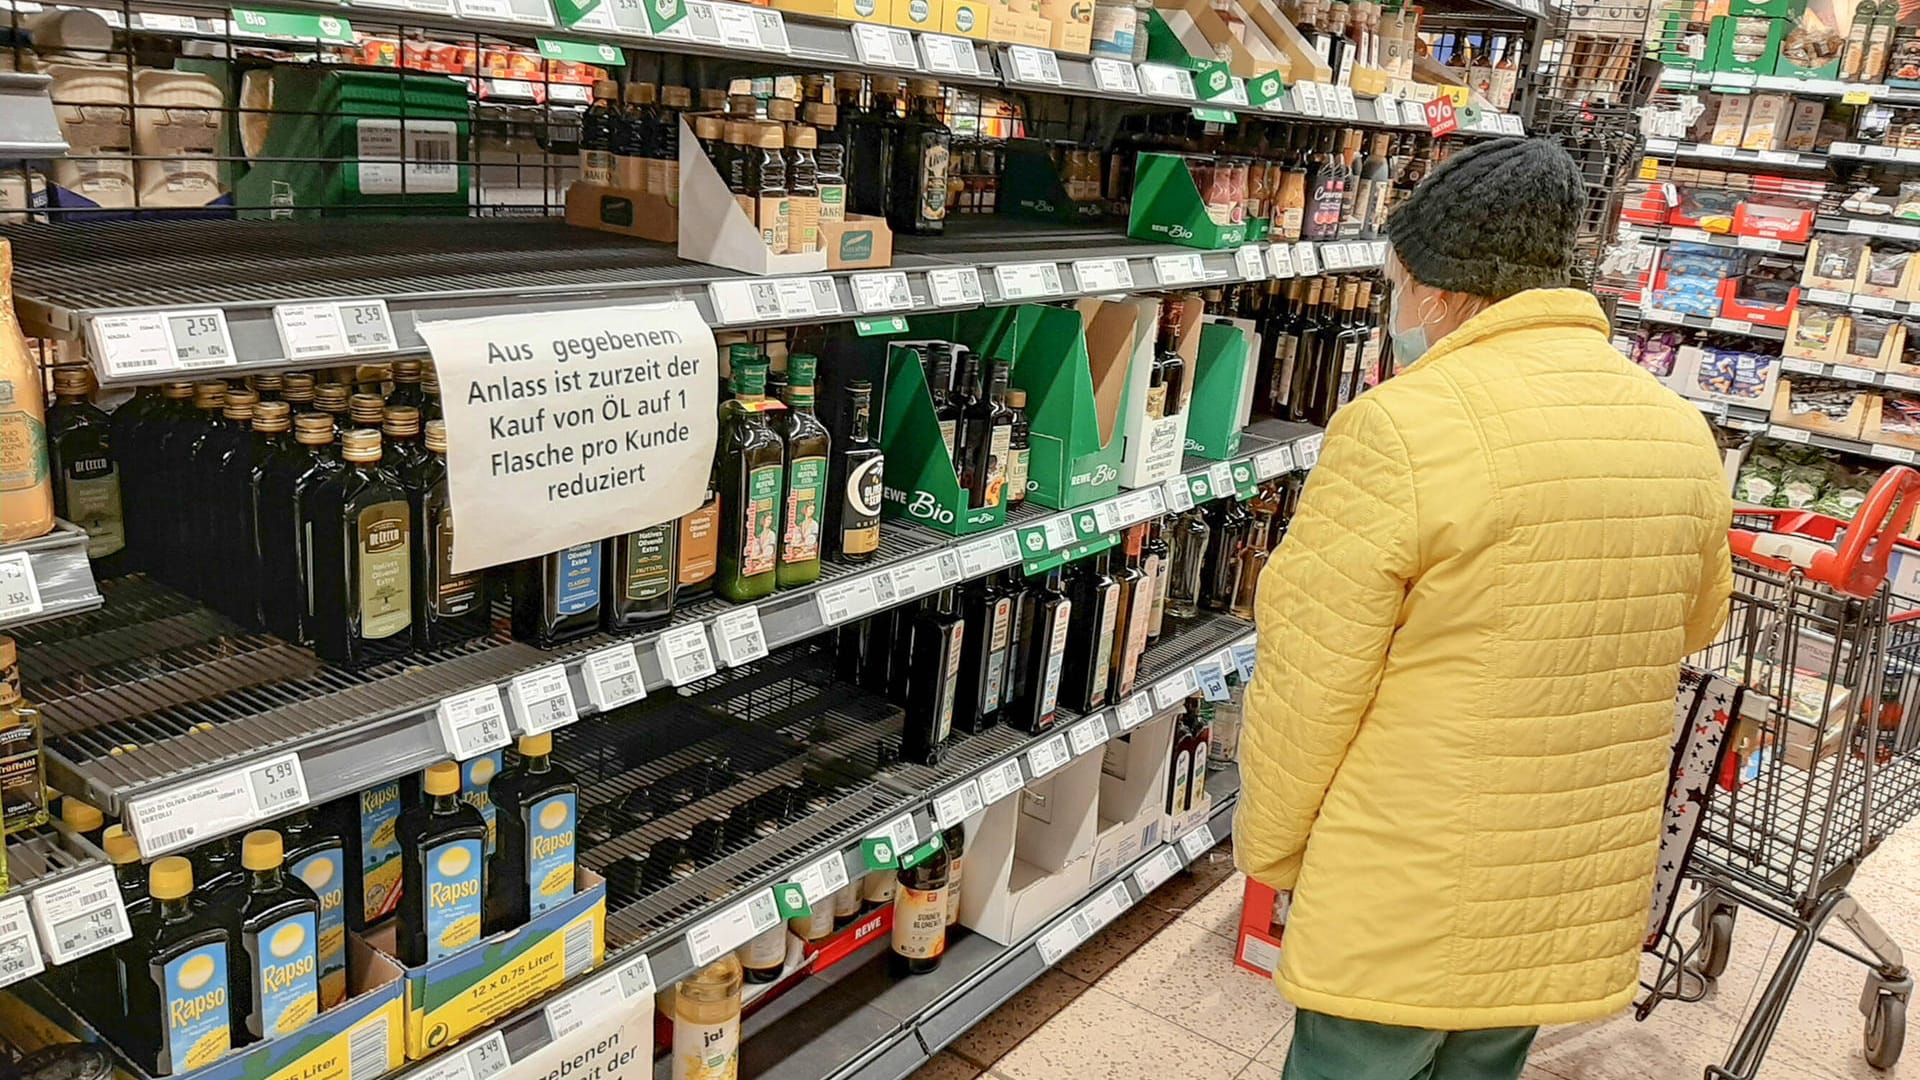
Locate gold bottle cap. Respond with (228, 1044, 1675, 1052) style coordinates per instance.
(909, 78, 941, 97)
(663, 85, 692, 108)
(315, 383, 350, 412)
(349, 392, 387, 425)
(872, 76, 903, 94)
(1007, 388, 1027, 407)
(250, 372, 284, 393)
(755, 122, 786, 149)
(162, 382, 195, 400)
(252, 400, 292, 433)
(694, 115, 725, 141)
(786, 124, 817, 149)
(61, 797, 103, 832)
(283, 373, 317, 403)
(51, 367, 94, 395)
(834, 72, 864, 92)
(425, 419, 448, 453)
(341, 428, 383, 463)
(424, 761, 461, 796)
(223, 388, 259, 420)
(103, 824, 123, 841)
(242, 829, 283, 870)
(422, 365, 439, 393)
(626, 82, 658, 105)
(105, 832, 140, 865)
(293, 414, 336, 446)
(519, 732, 552, 756)
(700, 88, 729, 111)
(723, 121, 751, 146)
(766, 98, 796, 122)
(392, 359, 423, 385)
(592, 77, 618, 99)
(193, 382, 227, 409)
(149, 856, 193, 900)
(383, 406, 422, 437)
(0, 636, 20, 669)
(803, 102, 836, 128)
(728, 93, 759, 116)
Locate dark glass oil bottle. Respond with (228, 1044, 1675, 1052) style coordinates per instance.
(888, 79, 950, 236)
(775, 354, 830, 587)
(889, 835, 949, 975)
(223, 830, 320, 1047)
(198, 390, 259, 622)
(512, 543, 604, 647)
(397, 762, 489, 967)
(485, 733, 578, 935)
(1012, 569, 1072, 734)
(606, 523, 677, 630)
(123, 857, 232, 1077)
(281, 810, 349, 1010)
(47, 367, 127, 577)
(902, 589, 964, 765)
(108, 384, 168, 573)
(828, 380, 883, 564)
(716, 348, 785, 602)
(1061, 553, 1120, 713)
(409, 421, 489, 652)
(261, 415, 343, 644)
(954, 574, 1013, 734)
(306, 429, 412, 667)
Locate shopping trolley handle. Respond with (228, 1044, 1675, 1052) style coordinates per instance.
(1729, 465, 1920, 597)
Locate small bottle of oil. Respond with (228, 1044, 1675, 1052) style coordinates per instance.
(397, 762, 488, 966)
(124, 856, 233, 1077)
(224, 830, 320, 1047)
(485, 733, 578, 935)
(341, 780, 407, 930)
(671, 955, 742, 1080)
(281, 810, 348, 1010)
(0, 636, 46, 835)
(191, 834, 241, 895)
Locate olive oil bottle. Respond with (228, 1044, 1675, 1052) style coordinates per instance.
(281, 810, 348, 1010)
(512, 543, 605, 647)
(408, 421, 489, 652)
(716, 349, 784, 602)
(259, 416, 344, 645)
(485, 733, 578, 935)
(305, 429, 412, 667)
(124, 857, 233, 1077)
(397, 762, 488, 966)
(775, 354, 830, 587)
(606, 523, 677, 630)
(46, 367, 127, 576)
(223, 830, 321, 1047)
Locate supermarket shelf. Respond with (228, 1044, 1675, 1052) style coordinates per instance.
(0, 520, 104, 632)
(0, 73, 66, 158)
(1642, 137, 1828, 171)
(1659, 68, 1920, 104)
(1705, 401, 1920, 464)
(0, 217, 1385, 386)
(1620, 223, 1808, 258)
(25, 418, 1314, 866)
(1796, 285, 1920, 323)
(1815, 213, 1920, 242)
(1619, 301, 1788, 342)
(1829, 141, 1920, 167)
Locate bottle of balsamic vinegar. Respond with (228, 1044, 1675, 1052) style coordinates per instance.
(306, 429, 413, 667)
(902, 589, 964, 765)
(409, 421, 489, 652)
(260, 415, 344, 645)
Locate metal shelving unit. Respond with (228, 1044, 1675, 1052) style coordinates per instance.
(0, 72, 65, 158)
(0, 520, 105, 632)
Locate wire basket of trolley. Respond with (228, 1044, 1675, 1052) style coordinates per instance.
(1639, 465, 1920, 1078)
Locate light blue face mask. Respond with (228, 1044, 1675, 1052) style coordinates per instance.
(1384, 283, 1443, 369)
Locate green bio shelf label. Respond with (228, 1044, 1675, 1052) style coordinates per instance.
(861, 836, 898, 870)
(230, 7, 353, 41)
(1247, 71, 1284, 106)
(855, 316, 908, 336)
(1191, 106, 1237, 124)
(1196, 65, 1233, 100)
(646, 0, 685, 32)
(538, 37, 625, 64)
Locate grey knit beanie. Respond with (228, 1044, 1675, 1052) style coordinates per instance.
(1384, 136, 1583, 301)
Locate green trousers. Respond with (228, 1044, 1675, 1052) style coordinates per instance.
(1282, 1009, 1538, 1080)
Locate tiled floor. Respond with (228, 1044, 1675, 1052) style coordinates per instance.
(917, 827, 1920, 1080)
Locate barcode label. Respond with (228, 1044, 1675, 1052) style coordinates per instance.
(816, 577, 880, 625)
(926, 267, 984, 307)
(1114, 693, 1155, 731)
(1036, 916, 1086, 965)
(1295, 434, 1324, 468)
(509, 664, 578, 735)
(562, 916, 596, 977)
(438, 686, 512, 760)
(583, 643, 646, 711)
(1133, 846, 1183, 894)
(0, 551, 44, 623)
(713, 607, 770, 667)
(958, 531, 1023, 577)
(1178, 823, 1217, 859)
(1026, 734, 1071, 778)
(126, 754, 306, 857)
(347, 1015, 392, 1080)
(687, 891, 782, 965)
(978, 758, 1025, 805)
(1153, 671, 1196, 711)
(1068, 715, 1109, 757)
(657, 623, 718, 686)
(793, 850, 851, 903)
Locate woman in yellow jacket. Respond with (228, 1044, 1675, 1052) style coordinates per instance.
(1236, 137, 1735, 1079)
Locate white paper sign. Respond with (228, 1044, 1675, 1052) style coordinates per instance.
(419, 303, 719, 573)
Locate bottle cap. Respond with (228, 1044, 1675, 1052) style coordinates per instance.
(222, 388, 259, 420)
(349, 392, 387, 425)
(786, 124, 816, 149)
(162, 382, 195, 399)
(422, 365, 439, 393)
(392, 359, 423, 385)
(252, 400, 292, 433)
(694, 115, 724, 140)
(723, 121, 751, 146)
(282, 373, 316, 403)
(787, 353, 817, 387)
(909, 78, 941, 97)
(193, 382, 227, 409)
(519, 732, 552, 756)
(728, 93, 759, 116)
(592, 77, 618, 99)
(383, 406, 422, 437)
(424, 761, 461, 796)
(1006, 388, 1027, 406)
(730, 354, 769, 397)
(700, 88, 729, 110)
(766, 98, 796, 122)
(625, 82, 658, 105)
(103, 824, 123, 841)
(149, 856, 193, 900)
(425, 419, 448, 453)
(662, 85, 691, 108)
(755, 122, 786, 149)
(294, 414, 336, 446)
(315, 383, 350, 411)
(803, 102, 836, 128)
(872, 76, 903, 94)
(60, 797, 103, 832)
(105, 832, 140, 865)
(251, 372, 284, 393)
(0, 636, 19, 669)
(834, 72, 864, 92)
(341, 428, 384, 463)
(242, 829, 284, 870)
(51, 367, 94, 395)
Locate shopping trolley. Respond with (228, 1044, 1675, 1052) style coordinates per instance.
(1640, 466, 1920, 1078)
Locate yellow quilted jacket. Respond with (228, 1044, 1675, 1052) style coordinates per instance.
(1235, 288, 1733, 1031)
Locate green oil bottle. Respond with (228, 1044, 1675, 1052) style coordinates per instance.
(124, 857, 232, 1077)
(397, 762, 488, 966)
(224, 830, 320, 1047)
(282, 810, 349, 1010)
(485, 733, 578, 935)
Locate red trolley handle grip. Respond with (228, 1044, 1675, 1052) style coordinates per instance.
(1729, 465, 1920, 597)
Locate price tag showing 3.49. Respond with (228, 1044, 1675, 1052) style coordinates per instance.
(30, 865, 132, 965)
(438, 686, 513, 760)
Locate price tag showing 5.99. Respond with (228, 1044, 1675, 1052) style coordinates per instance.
(712, 607, 770, 667)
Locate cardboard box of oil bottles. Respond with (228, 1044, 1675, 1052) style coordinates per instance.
(0, 936, 405, 1080)
(359, 868, 606, 1059)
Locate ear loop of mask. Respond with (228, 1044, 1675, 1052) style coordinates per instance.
(1388, 291, 1448, 369)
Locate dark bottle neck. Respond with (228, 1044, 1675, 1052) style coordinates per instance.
(432, 792, 463, 815)
(250, 865, 284, 892)
(159, 895, 194, 920)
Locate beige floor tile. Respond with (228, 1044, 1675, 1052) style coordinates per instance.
(948, 967, 1089, 1067)
(1096, 915, 1294, 1056)
(1059, 894, 1177, 982)
(907, 1050, 984, 1080)
(993, 986, 1250, 1080)
(1185, 870, 1249, 941)
(1236, 1063, 1283, 1080)
(1150, 839, 1239, 916)
(1252, 1024, 1293, 1073)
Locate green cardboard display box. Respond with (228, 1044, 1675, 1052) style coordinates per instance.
(1126, 152, 1247, 250)
(1183, 319, 1257, 460)
(1708, 14, 1787, 75)
(878, 335, 1010, 536)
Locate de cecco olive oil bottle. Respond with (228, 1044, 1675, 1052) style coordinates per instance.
(124, 856, 232, 1077)
(397, 762, 488, 966)
(485, 733, 577, 935)
(223, 830, 321, 1047)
